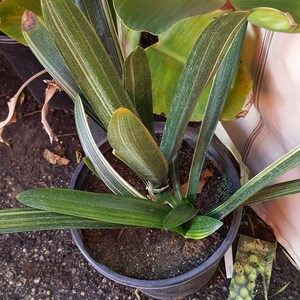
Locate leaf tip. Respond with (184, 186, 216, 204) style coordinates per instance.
(114, 107, 130, 115)
(22, 10, 37, 32)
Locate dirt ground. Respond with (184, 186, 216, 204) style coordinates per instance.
(0, 51, 299, 300)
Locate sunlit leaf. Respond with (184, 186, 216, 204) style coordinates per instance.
(108, 108, 168, 189)
(247, 8, 300, 33)
(231, 0, 300, 32)
(113, 0, 225, 34)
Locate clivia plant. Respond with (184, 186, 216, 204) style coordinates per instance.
(1, 0, 300, 296)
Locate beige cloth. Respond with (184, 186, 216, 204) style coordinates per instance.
(223, 25, 300, 268)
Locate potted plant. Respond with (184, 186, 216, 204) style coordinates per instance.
(1, 0, 300, 298)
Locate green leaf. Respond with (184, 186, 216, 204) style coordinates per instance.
(186, 22, 247, 204)
(42, 0, 137, 128)
(113, 0, 225, 34)
(16, 188, 173, 229)
(75, 97, 144, 198)
(232, 0, 300, 32)
(184, 216, 223, 239)
(74, 0, 123, 74)
(22, 11, 103, 128)
(0, 208, 124, 234)
(117, 19, 141, 59)
(169, 155, 183, 204)
(244, 179, 300, 205)
(160, 12, 250, 163)
(107, 108, 168, 189)
(0, 0, 41, 44)
(123, 46, 154, 136)
(206, 145, 300, 220)
(247, 8, 300, 33)
(146, 15, 251, 121)
(163, 199, 198, 229)
(22, 12, 80, 100)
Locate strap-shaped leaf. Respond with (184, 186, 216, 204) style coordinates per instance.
(107, 108, 168, 190)
(231, 0, 300, 32)
(146, 15, 252, 122)
(163, 199, 198, 229)
(186, 22, 247, 204)
(41, 0, 137, 128)
(0, 0, 41, 44)
(113, 0, 225, 34)
(16, 188, 173, 229)
(22, 11, 102, 127)
(184, 216, 223, 239)
(22, 11, 79, 100)
(0, 208, 123, 234)
(206, 145, 300, 220)
(160, 12, 250, 163)
(169, 155, 183, 205)
(244, 179, 300, 205)
(74, 0, 123, 74)
(75, 97, 144, 198)
(123, 46, 154, 136)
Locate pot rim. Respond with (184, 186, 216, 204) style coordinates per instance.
(70, 122, 242, 289)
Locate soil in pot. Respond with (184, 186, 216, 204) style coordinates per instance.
(79, 138, 233, 280)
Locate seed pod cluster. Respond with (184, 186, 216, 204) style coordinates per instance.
(228, 254, 261, 300)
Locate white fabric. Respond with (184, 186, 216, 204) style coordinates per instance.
(223, 25, 300, 268)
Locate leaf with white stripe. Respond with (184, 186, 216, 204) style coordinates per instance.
(123, 46, 154, 136)
(16, 188, 178, 230)
(74, 0, 123, 74)
(206, 145, 300, 220)
(75, 96, 144, 198)
(160, 12, 249, 163)
(22, 10, 102, 128)
(0, 208, 123, 234)
(42, 0, 137, 128)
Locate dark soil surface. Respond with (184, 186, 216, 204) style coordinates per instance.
(0, 51, 299, 300)
(81, 139, 230, 281)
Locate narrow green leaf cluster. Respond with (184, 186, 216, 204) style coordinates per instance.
(1, 0, 300, 244)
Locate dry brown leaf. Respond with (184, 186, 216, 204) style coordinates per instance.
(75, 151, 82, 164)
(235, 88, 254, 119)
(41, 80, 63, 143)
(0, 70, 47, 147)
(43, 149, 70, 165)
(0, 94, 20, 147)
(19, 92, 25, 104)
(181, 168, 213, 196)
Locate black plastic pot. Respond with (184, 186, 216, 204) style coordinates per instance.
(70, 123, 242, 299)
(0, 34, 73, 110)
